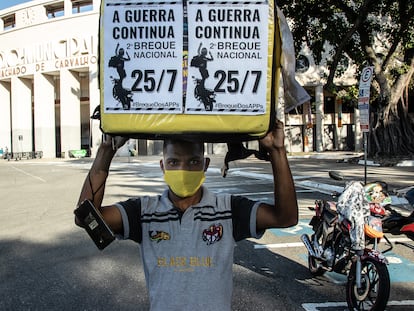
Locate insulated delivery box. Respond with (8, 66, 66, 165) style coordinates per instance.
(99, 0, 282, 142)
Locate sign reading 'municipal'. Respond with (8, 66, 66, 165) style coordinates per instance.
(101, 0, 271, 115)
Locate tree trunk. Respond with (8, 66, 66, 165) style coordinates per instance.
(368, 53, 414, 159)
(369, 101, 414, 158)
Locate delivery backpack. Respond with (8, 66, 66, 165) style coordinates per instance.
(98, 0, 288, 143)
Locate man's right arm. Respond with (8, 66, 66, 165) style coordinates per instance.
(75, 136, 127, 234)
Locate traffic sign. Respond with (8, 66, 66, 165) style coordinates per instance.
(358, 66, 374, 132)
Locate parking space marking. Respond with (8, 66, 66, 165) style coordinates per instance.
(254, 242, 304, 249)
(302, 300, 414, 311)
(10, 165, 46, 182)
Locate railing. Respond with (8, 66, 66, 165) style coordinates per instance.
(3, 151, 43, 160)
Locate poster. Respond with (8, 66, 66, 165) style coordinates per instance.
(102, 0, 270, 115)
(103, 0, 184, 113)
(185, 0, 269, 114)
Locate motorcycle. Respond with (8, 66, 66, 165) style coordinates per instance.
(397, 223, 414, 250)
(382, 187, 414, 250)
(301, 180, 390, 310)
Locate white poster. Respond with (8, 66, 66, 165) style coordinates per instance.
(102, 0, 271, 115)
(103, 0, 183, 113)
(186, 1, 269, 114)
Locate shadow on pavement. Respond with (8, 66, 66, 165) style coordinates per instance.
(2, 229, 414, 310)
(0, 234, 149, 311)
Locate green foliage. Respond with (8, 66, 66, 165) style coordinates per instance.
(277, 0, 414, 156)
(278, 0, 414, 95)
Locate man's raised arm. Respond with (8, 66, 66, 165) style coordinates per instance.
(75, 135, 128, 234)
(256, 120, 299, 230)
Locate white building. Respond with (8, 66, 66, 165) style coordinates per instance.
(0, 0, 373, 158)
(0, 0, 101, 158)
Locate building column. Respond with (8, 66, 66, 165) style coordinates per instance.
(11, 76, 33, 154)
(334, 98, 343, 150)
(0, 82, 11, 151)
(93, 0, 100, 11)
(60, 69, 81, 158)
(354, 106, 362, 151)
(64, 0, 72, 16)
(34, 73, 56, 158)
(302, 101, 312, 152)
(89, 69, 102, 157)
(315, 85, 324, 152)
(277, 85, 287, 150)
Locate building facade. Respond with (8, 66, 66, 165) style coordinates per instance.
(1, 0, 397, 158)
(1, 0, 101, 158)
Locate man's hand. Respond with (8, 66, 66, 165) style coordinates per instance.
(259, 119, 285, 151)
(101, 134, 128, 151)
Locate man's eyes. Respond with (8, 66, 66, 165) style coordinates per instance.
(167, 159, 201, 167)
(167, 160, 178, 166)
(190, 159, 201, 165)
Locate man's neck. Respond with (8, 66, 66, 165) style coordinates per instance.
(168, 189, 203, 212)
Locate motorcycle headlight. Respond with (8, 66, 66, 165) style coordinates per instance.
(364, 216, 384, 239)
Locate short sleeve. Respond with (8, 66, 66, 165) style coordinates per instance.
(116, 198, 142, 243)
(231, 196, 264, 241)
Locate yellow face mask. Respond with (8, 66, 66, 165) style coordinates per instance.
(163, 170, 205, 198)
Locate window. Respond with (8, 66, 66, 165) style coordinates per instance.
(296, 55, 310, 74)
(2, 14, 16, 30)
(341, 99, 355, 113)
(46, 2, 64, 19)
(324, 96, 335, 113)
(72, 0, 93, 14)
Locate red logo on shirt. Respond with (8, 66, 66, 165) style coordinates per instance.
(202, 224, 223, 245)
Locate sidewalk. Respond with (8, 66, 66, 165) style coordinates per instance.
(3, 150, 413, 167)
(288, 151, 414, 167)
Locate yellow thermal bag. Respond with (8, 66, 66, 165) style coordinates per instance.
(99, 0, 281, 142)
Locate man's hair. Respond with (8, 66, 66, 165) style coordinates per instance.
(163, 138, 205, 154)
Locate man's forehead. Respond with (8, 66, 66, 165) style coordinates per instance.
(164, 140, 204, 155)
(164, 142, 203, 157)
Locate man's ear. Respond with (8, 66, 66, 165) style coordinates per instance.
(160, 159, 165, 173)
(204, 157, 210, 172)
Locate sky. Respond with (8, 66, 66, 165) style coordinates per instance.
(0, 0, 33, 11)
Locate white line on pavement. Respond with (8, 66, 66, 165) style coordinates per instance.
(254, 242, 304, 249)
(10, 165, 46, 182)
(254, 237, 412, 250)
(302, 300, 414, 311)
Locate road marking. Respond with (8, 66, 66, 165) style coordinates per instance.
(254, 237, 412, 250)
(302, 301, 345, 310)
(10, 165, 46, 182)
(302, 300, 414, 311)
(254, 242, 304, 249)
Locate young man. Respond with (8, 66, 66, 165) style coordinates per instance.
(75, 120, 298, 310)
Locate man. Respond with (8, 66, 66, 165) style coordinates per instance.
(75, 119, 298, 310)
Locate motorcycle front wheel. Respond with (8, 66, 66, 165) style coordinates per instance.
(346, 257, 390, 311)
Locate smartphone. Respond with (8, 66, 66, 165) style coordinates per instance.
(74, 199, 115, 250)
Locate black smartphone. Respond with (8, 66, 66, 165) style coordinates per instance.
(74, 199, 115, 250)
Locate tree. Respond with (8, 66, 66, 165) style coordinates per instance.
(278, 0, 414, 158)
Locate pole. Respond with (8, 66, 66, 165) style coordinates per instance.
(363, 132, 367, 185)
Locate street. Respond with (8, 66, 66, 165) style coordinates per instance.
(1, 154, 414, 310)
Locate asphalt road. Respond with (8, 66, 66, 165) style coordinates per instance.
(1, 154, 413, 310)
